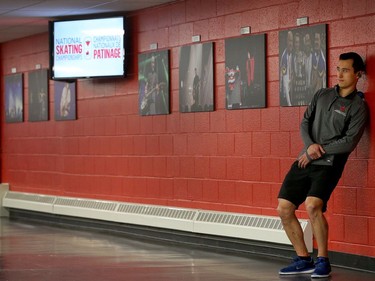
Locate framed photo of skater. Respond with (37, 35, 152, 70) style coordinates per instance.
(279, 24, 327, 106)
(28, 69, 49, 122)
(138, 50, 170, 116)
(225, 34, 266, 109)
(179, 42, 214, 112)
(54, 80, 76, 121)
(4, 73, 24, 123)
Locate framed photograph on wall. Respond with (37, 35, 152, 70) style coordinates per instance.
(4, 73, 23, 123)
(138, 50, 169, 116)
(54, 80, 76, 121)
(279, 24, 327, 106)
(225, 34, 266, 109)
(179, 42, 214, 112)
(28, 69, 49, 121)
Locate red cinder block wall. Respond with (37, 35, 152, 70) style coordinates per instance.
(1, 0, 375, 257)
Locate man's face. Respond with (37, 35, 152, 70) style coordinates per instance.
(314, 33, 321, 51)
(337, 59, 358, 91)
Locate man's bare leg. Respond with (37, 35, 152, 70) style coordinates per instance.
(305, 196, 328, 257)
(277, 198, 309, 256)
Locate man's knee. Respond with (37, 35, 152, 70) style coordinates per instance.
(305, 197, 324, 217)
(277, 199, 296, 220)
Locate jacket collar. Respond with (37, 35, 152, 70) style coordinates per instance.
(334, 84, 358, 99)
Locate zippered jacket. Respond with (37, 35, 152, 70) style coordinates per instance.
(300, 85, 368, 166)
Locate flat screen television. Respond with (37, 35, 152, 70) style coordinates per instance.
(49, 16, 126, 80)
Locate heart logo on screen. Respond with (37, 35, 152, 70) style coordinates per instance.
(84, 37, 92, 59)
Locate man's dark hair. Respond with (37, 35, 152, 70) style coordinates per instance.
(339, 52, 366, 73)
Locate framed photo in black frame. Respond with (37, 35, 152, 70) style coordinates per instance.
(28, 69, 49, 121)
(4, 73, 23, 123)
(179, 42, 214, 112)
(279, 24, 327, 106)
(225, 34, 266, 109)
(138, 50, 170, 116)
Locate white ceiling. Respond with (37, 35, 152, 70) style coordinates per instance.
(0, 0, 177, 43)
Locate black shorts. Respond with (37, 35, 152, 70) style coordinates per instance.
(278, 161, 344, 212)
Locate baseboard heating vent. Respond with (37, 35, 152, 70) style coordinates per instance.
(194, 211, 311, 248)
(54, 197, 120, 222)
(117, 203, 197, 220)
(55, 197, 117, 211)
(2, 192, 55, 213)
(116, 203, 197, 232)
(1, 190, 312, 252)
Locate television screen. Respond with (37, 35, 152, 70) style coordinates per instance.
(50, 16, 126, 80)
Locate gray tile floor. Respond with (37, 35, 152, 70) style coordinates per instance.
(0, 217, 374, 280)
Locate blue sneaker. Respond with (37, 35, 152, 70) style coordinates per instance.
(311, 257, 331, 278)
(279, 256, 315, 275)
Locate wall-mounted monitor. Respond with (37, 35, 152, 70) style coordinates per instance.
(49, 16, 126, 80)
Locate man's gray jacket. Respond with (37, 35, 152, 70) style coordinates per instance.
(300, 85, 368, 166)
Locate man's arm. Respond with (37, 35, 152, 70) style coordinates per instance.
(322, 103, 367, 154)
(300, 89, 321, 149)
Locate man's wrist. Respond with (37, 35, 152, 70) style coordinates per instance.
(305, 151, 313, 161)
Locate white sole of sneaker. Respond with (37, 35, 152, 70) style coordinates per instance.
(279, 269, 315, 275)
(311, 273, 331, 278)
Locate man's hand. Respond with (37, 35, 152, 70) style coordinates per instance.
(307, 144, 325, 160)
(298, 144, 325, 168)
(298, 153, 310, 168)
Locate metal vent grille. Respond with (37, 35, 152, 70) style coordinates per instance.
(118, 204, 196, 220)
(196, 212, 284, 230)
(4, 192, 55, 204)
(55, 198, 117, 211)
